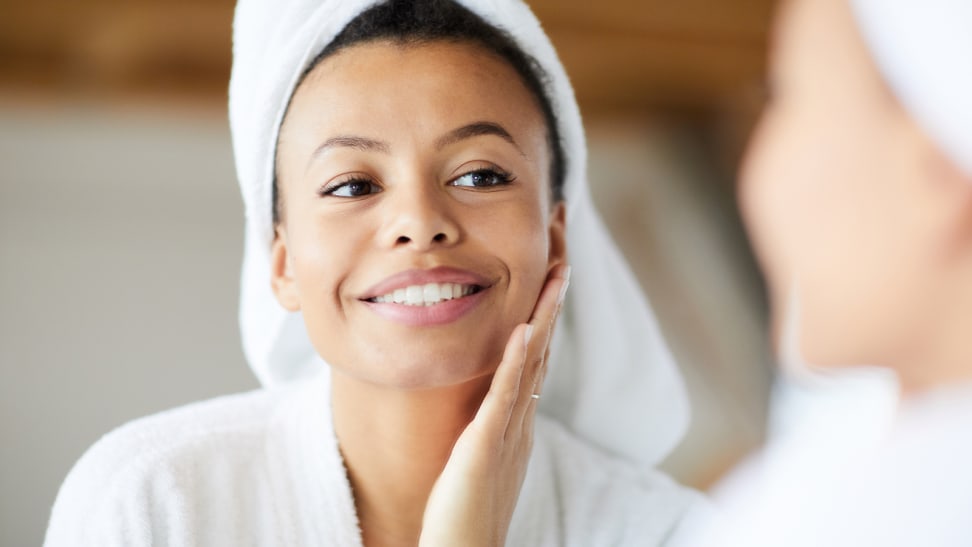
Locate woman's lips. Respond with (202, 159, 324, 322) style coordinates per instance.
(362, 288, 489, 326)
(359, 266, 492, 326)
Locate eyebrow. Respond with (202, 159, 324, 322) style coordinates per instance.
(313, 135, 391, 156)
(309, 121, 524, 161)
(434, 121, 524, 156)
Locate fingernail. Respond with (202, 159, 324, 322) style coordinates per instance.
(557, 279, 570, 306)
(524, 324, 535, 350)
(561, 265, 572, 282)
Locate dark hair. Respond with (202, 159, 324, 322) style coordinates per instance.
(272, 0, 566, 225)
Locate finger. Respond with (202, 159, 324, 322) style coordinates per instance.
(508, 265, 570, 434)
(524, 265, 570, 392)
(529, 264, 571, 326)
(467, 322, 532, 444)
(512, 347, 553, 452)
(528, 269, 570, 398)
(517, 346, 550, 452)
(535, 346, 551, 394)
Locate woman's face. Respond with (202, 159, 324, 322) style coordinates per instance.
(272, 41, 565, 390)
(740, 0, 957, 369)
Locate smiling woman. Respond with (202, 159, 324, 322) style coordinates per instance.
(273, 39, 561, 391)
(43, 1, 705, 545)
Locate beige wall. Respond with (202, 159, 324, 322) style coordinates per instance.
(1, 102, 258, 545)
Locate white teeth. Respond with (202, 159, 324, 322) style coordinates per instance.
(372, 283, 478, 306)
(405, 286, 423, 305)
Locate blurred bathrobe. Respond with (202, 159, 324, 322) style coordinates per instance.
(44, 0, 707, 545)
(685, 377, 972, 546)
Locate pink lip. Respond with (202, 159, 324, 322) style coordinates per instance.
(359, 266, 493, 327)
(362, 290, 489, 326)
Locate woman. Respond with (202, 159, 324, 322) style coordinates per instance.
(45, 1, 704, 545)
(687, 0, 972, 544)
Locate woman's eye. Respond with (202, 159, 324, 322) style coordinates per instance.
(450, 168, 514, 188)
(322, 179, 381, 198)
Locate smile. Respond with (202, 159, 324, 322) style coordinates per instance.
(368, 283, 484, 306)
(360, 267, 492, 326)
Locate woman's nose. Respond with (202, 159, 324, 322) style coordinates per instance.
(380, 184, 460, 251)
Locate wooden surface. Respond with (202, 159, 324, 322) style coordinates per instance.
(0, 0, 773, 116)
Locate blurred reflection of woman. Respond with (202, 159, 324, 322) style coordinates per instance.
(45, 1, 705, 545)
(687, 0, 972, 545)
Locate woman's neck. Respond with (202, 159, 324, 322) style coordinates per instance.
(330, 370, 491, 547)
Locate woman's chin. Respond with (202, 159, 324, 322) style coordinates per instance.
(401, 365, 496, 391)
(311, 319, 516, 390)
(362, 359, 497, 391)
(331, 339, 506, 391)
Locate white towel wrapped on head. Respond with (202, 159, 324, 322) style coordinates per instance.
(851, 0, 972, 176)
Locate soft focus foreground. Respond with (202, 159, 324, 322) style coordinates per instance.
(0, 1, 773, 544)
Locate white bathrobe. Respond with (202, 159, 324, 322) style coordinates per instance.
(681, 379, 972, 547)
(45, 372, 705, 546)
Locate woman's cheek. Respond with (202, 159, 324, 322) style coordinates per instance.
(509, 211, 552, 316)
(290, 218, 365, 340)
(739, 107, 821, 346)
(740, 118, 791, 296)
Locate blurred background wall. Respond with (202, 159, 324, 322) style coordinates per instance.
(0, 1, 775, 544)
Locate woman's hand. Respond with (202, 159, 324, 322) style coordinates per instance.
(419, 264, 571, 547)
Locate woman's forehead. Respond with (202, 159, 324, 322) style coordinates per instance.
(280, 40, 548, 154)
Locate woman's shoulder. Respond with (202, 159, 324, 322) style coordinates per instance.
(522, 415, 711, 546)
(44, 387, 291, 546)
(72, 387, 282, 476)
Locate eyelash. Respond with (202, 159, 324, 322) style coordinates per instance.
(449, 167, 516, 188)
(319, 167, 515, 199)
(319, 176, 381, 198)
